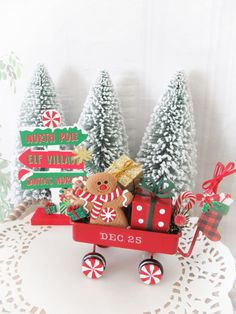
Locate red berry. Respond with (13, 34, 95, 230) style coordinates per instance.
(174, 214, 186, 227)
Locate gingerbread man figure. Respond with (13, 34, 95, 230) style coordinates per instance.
(75, 172, 133, 228)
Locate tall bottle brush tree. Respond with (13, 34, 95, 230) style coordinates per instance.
(137, 71, 197, 193)
(11, 64, 66, 205)
(78, 70, 129, 171)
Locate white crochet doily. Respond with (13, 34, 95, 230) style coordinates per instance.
(0, 217, 235, 314)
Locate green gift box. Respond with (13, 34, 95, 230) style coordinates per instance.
(44, 202, 57, 215)
(60, 200, 70, 214)
(67, 206, 88, 221)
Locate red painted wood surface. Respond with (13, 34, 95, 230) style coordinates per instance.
(31, 207, 71, 225)
(72, 223, 180, 254)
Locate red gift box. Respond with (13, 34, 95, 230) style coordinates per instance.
(131, 191, 173, 232)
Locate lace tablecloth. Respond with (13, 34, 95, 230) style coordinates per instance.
(0, 216, 235, 314)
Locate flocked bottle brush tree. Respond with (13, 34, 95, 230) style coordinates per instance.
(78, 70, 129, 171)
(11, 63, 66, 207)
(137, 70, 197, 194)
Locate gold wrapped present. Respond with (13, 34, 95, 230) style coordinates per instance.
(105, 155, 143, 191)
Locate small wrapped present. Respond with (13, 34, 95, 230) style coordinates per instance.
(59, 189, 70, 214)
(105, 155, 143, 191)
(44, 202, 57, 215)
(131, 179, 174, 232)
(66, 205, 88, 221)
(131, 192, 172, 232)
(59, 200, 70, 214)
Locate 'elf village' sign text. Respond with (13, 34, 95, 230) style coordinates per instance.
(19, 149, 84, 169)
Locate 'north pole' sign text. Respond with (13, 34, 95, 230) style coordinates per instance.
(20, 126, 87, 147)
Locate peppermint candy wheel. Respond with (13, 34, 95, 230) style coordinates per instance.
(82, 253, 106, 279)
(100, 208, 116, 223)
(175, 191, 196, 211)
(174, 213, 187, 227)
(42, 110, 61, 128)
(138, 259, 163, 285)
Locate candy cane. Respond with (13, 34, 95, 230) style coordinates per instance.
(175, 191, 196, 212)
(174, 192, 196, 228)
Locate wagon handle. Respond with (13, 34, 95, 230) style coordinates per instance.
(177, 226, 200, 258)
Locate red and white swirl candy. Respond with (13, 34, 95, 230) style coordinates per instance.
(82, 257, 104, 279)
(100, 208, 116, 223)
(42, 110, 61, 128)
(139, 263, 163, 285)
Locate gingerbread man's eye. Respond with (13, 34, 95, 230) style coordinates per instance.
(97, 181, 101, 185)
(104, 180, 108, 184)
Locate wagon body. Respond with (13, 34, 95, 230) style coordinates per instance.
(72, 222, 181, 255)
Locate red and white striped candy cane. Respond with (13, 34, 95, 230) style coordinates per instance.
(174, 192, 196, 227)
(175, 191, 196, 212)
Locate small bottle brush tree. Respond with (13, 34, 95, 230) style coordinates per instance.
(137, 71, 197, 193)
(78, 70, 129, 171)
(11, 63, 66, 205)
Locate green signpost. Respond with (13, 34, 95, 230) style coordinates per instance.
(18, 125, 87, 190)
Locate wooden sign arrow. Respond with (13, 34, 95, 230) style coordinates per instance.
(19, 149, 83, 170)
(20, 126, 88, 147)
(19, 170, 86, 189)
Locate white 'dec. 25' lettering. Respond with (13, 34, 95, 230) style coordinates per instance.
(100, 232, 142, 244)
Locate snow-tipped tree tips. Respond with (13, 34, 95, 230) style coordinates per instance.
(11, 64, 65, 205)
(20, 64, 65, 128)
(78, 70, 129, 171)
(137, 71, 197, 193)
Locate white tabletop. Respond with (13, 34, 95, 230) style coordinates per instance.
(0, 217, 235, 314)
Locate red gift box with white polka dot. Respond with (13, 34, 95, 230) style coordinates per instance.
(131, 193, 172, 232)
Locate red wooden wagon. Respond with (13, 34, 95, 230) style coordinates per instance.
(72, 221, 200, 285)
